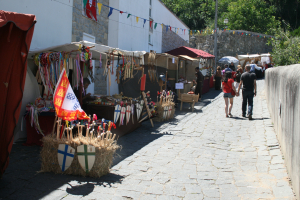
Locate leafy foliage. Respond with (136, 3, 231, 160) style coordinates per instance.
(161, 0, 300, 34)
(269, 28, 300, 66)
(226, 0, 280, 34)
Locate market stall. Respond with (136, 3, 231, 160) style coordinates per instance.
(24, 41, 147, 144)
(166, 46, 215, 105)
(237, 53, 273, 78)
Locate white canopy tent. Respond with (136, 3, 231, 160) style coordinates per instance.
(28, 41, 147, 96)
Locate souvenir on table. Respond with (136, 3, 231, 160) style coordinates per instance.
(114, 104, 121, 124)
(154, 90, 175, 122)
(40, 69, 119, 177)
(126, 105, 131, 125)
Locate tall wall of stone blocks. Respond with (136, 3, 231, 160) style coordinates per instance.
(189, 31, 273, 63)
(72, 0, 109, 95)
(162, 25, 189, 53)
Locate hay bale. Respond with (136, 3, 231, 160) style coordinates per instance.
(153, 102, 175, 122)
(40, 132, 120, 177)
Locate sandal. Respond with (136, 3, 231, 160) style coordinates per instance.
(228, 113, 232, 117)
(226, 115, 229, 118)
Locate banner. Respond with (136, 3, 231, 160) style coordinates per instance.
(53, 69, 89, 121)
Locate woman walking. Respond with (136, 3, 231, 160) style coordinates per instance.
(214, 66, 222, 90)
(222, 71, 238, 117)
(235, 65, 243, 89)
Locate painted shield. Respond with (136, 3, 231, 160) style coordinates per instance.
(114, 104, 121, 124)
(126, 105, 131, 124)
(77, 145, 96, 173)
(163, 106, 168, 119)
(168, 106, 172, 118)
(57, 144, 75, 172)
(120, 107, 126, 125)
(136, 103, 141, 120)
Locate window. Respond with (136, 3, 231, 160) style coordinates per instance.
(149, 8, 152, 17)
(150, 0, 152, 5)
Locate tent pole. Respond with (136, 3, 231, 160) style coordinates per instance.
(79, 61, 84, 106)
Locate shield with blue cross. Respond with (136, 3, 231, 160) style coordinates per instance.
(77, 145, 96, 173)
(57, 144, 75, 172)
(114, 104, 121, 124)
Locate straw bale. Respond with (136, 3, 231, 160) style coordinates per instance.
(40, 132, 119, 177)
(153, 101, 175, 122)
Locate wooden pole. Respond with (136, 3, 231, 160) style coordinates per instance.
(79, 61, 84, 106)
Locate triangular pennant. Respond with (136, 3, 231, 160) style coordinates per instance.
(184, 29, 186, 35)
(166, 25, 168, 32)
(161, 24, 164, 29)
(120, 11, 124, 14)
(108, 7, 113, 17)
(170, 26, 172, 31)
(154, 23, 157, 29)
(83, 0, 88, 9)
(150, 20, 153, 29)
(97, 3, 102, 15)
(136, 17, 139, 23)
(143, 19, 146, 27)
(127, 13, 131, 18)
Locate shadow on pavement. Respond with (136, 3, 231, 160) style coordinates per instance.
(0, 88, 222, 200)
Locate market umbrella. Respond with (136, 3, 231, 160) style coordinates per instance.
(218, 56, 239, 64)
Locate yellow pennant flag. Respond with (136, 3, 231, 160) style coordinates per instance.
(161, 24, 164, 29)
(136, 17, 139, 23)
(97, 3, 102, 15)
(190, 30, 192, 35)
(233, 31, 235, 34)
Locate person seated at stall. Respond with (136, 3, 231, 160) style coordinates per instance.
(74, 78, 95, 110)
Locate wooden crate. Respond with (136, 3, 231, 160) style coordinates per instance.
(180, 93, 199, 112)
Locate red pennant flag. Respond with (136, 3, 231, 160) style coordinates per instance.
(86, 0, 97, 21)
(170, 26, 172, 31)
(150, 20, 153, 29)
(120, 11, 124, 14)
(53, 69, 89, 121)
(184, 29, 186, 35)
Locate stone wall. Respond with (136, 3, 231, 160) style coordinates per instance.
(162, 25, 188, 53)
(265, 65, 300, 200)
(72, 0, 109, 95)
(189, 30, 273, 62)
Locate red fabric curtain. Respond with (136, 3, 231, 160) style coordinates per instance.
(0, 11, 36, 177)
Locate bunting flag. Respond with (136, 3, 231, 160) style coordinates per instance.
(184, 29, 186, 35)
(150, 20, 153, 29)
(161, 24, 164, 30)
(127, 13, 131, 18)
(190, 30, 192, 35)
(97, 3, 102, 15)
(85, 0, 97, 21)
(170, 26, 171, 31)
(154, 23, 157, 29)
(108, 7, 113, 17)
(143, 19, 146, 27)
(136, 16, 139, 23)
(120, 11, 124, 14)
(83, 0, 88, 9)
(166, 25, 168, 32)
(53, 69, 89, 121)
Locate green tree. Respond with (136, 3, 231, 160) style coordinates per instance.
(226, 0, 279, 34)
(269, 27, 300, 66)
(161, 0, 215, 30)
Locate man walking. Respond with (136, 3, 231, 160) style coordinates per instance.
(236, 65, 257, 120)
(195, 67, 204, 101)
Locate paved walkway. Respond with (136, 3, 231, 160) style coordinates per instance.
(0, 80, 296, 200)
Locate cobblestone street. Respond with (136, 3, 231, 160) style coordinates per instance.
(0, 80, 296, 200)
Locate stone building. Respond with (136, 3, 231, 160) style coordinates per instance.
(72, 0, 110, 95)
(189, 30, 273, 64)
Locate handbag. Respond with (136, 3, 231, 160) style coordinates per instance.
(225, 81, 235, 97)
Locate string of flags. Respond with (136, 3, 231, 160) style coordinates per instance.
(84, 0, 277, 39)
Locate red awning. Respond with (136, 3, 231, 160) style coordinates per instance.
(166, 46, 215, 59)
(0, 10, 36, 176)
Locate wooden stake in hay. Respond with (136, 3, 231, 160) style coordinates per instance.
(40, 120, 120, 178)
